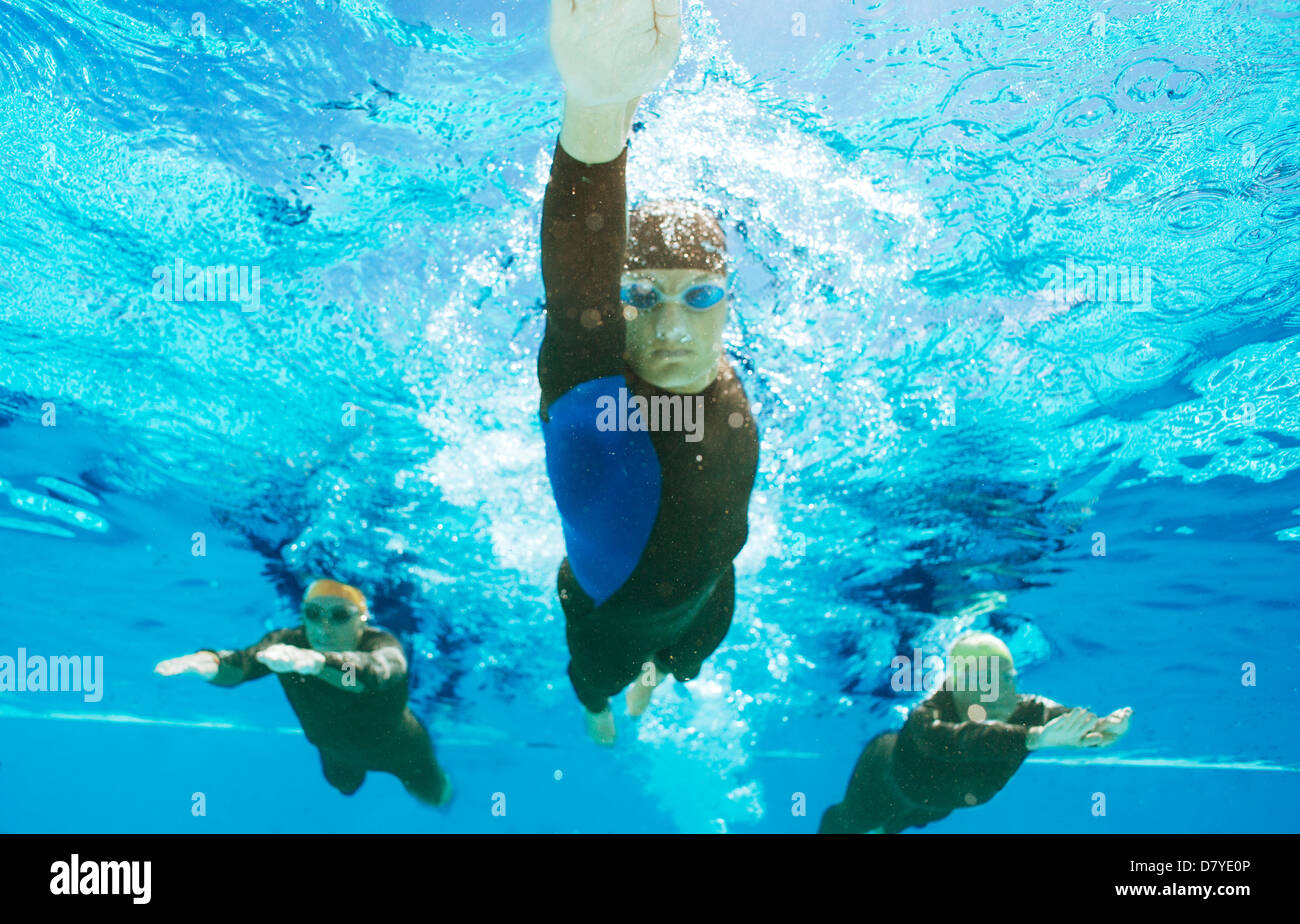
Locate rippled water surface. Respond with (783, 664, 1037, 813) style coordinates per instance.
(1, 0, 1298, 832)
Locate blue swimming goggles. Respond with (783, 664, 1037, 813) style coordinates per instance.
(620, 279, 728, 311)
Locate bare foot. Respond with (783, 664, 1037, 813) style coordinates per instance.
(626, 660, 669, 718)
(585, 707, 615, 746)
(433, 777, 454, 809)
(407, 775, 453, 809)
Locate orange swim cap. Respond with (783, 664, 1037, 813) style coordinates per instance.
(304, 579, 368, 614)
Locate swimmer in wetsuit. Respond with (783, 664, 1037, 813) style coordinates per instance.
(540, 0, 759, 744)
(154, 579, 452, 807)
(819, 632, 1132, 833)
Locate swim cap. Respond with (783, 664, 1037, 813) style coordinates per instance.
(304, 579, 368, 614)
(626, 200, 727, 276)
(947, 632, 1013, 672)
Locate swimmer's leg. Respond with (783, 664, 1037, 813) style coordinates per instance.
(403, 770, 452, 808)
(626, 658, 668, 717)
(399, 749, 452, 809)
(560, 561, 650, 745)
(378, 714, 453, 808)
(567, 648, 641, 745)
(319, 749, 367, 797)
(818, 733, 900, 834)
(582, 705, 616, 746)
(818, 803, 854, 834)
(817, 804, 887, 835)
(569, 648, 655, 744)
(654, 566, 735, 695)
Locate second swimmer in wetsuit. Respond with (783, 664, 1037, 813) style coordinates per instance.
(540, 1, 759, 744)
(155, 579, 452, 807)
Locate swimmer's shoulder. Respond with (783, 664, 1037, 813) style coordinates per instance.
(910, 688, 958, 721)
(357, 625, 402, 651)
(267, 625, 308, 646)
(708, 360, 758, 423)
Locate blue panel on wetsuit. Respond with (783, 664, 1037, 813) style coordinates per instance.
(543, 376, 661, 606)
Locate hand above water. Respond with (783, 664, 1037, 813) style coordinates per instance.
(550, 0, 682, 108)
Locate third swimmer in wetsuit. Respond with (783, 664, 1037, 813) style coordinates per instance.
(539, 0, 759, 745)
(819, 633, 1133, 833)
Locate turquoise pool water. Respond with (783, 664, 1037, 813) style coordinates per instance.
(1, 0, 1298, 833)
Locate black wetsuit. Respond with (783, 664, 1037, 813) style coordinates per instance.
(538, 140, 760, 714)
(200, 627, 447, 801)
(819, 689, 1073, 833)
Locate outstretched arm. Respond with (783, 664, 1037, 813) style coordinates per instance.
(253, 638, 408, 694)
(1029, 697, 1133, 748)
(154, 629, 294, 686)
(904, 697, 1099, 759)
(905, 698, 1040, 761)
(552, 0, 682, 162)
(539, 1, 683, 413)
(155, 629, 407, 695)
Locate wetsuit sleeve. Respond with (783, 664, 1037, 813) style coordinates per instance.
(538, 139, 629, 416)
(901, 695, 1031, 761)
(318, 630, 407, 692)
(199, 628, 298, 687)
(1033, 695, 1074, 723)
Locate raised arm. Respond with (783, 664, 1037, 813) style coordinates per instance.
(538, 123, 630, 411)
(550, 1, 681, 161)
(538, 0, 683, 413)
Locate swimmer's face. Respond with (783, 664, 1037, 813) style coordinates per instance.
(952, 658, 1019, 722)
(984, 662, 1019, 721)
(301, 596, 366, 652)
(622, 268, 728, 393)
